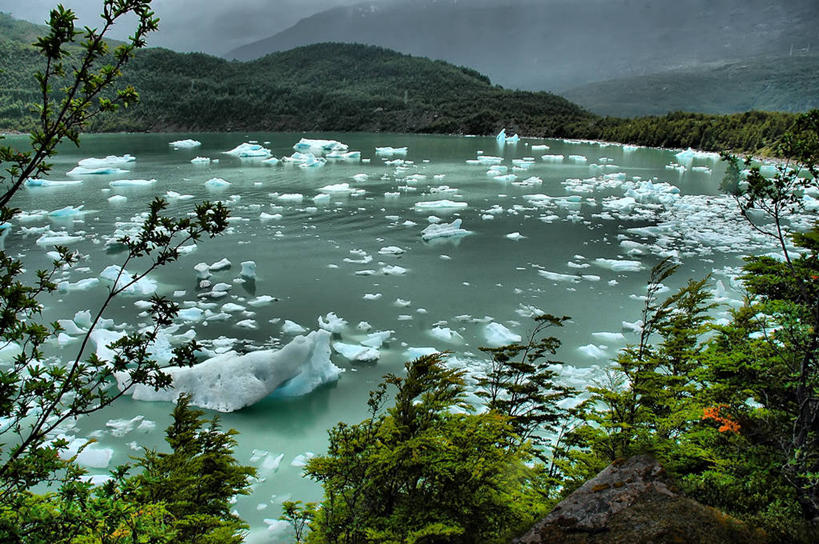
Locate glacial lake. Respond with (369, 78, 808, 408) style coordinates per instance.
(2, 131, 783, 540)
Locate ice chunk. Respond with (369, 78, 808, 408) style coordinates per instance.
(420, 218, 470, 241)
(107, 195, 127, 204)
(352, 173, 369, 182)
(531, 144, 550, 151)
(194, 262, 211, 279)
(248, 295, 275, 307)
(224, 143, 271, 158)
(109, 179, 156, 187)
(578, 344, 608, 360)
(484, 322, 521, 346)
(318, 312, 347, 333)
(505, 232, 525, 241)
(414, 200, 468, 211)
(68, 166, 127, 176)
(190, 156, 211, 164)
(593, 258, 644, 272)
(48, 205, 85, 217)
(429, 326, 463, 343)
(170, 139, 201, 149)
(333, 342, 380, 362)
(78, 154, 135, 169)
(541, 154, 564, 161)
(381, 265, 407, 276)
(496, 129, 507, 144)
(128, 330, 341, 412)
(99, 265, 157, 296)
(538, 270, 579, 282)
(259, 212, 282, 221)
(506, 133, 520, 144)
(205, 177, 230, 189)
(375, 146, 408, 157)
(209, 258, 231, 271)
(240, 261, 256, 279)
(361, 330, 393, 348)
(277, 193, 304, 203)
(282, 320, 307, 335)
(378, 246, 404, 255)
(293, 138, 348, 154)
(36, 232, 83, 246)
(25, 178, 82, 188)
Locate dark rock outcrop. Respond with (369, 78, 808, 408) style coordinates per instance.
(516, 455, 768, 544)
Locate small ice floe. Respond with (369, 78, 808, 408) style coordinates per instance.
(170, 139, 201, 149)
(593, 258, 644, 272)
(205, 177, 230, 189)
(318, 312, 347, 333)
(109, 179, 156, 187)
(294, 138, 348, 154)
(484, 322, 521, 346)
(420, 219, 471, 241)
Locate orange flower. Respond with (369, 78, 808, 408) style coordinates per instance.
(702, 404, 741, 434)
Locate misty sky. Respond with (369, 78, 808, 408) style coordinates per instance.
(0, 0, 366, 54)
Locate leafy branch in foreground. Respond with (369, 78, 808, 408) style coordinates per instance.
(0, 0, 158, 210)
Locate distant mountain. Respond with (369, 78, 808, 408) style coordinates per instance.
(564, 54, 819, 117)
(225, 0, 818, 92)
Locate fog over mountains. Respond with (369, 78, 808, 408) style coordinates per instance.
(227, 0, 818, 92)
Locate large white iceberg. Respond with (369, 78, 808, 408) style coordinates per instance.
(414, 200, 468, 212)
(127, 330, 340, 412)
(78, 154, 135, 169)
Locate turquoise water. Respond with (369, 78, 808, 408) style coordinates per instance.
(2, 131, 768, 540)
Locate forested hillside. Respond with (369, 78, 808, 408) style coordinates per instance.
(0, 12, 803, 156)
(565, 54, 819, 117)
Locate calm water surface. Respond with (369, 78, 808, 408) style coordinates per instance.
(4, 131, 764, 539)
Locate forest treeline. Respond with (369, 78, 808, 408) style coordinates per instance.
(0, 12, 802, 156)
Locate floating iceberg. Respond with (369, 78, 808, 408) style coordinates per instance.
(109, 178, 156, 188)
(421, 218, 471, 241)
(293, 138, 348, 155)
(283, 152, 326, 168)
(205, 177, 230, 189)
(541, 154, 564, 161)
(25, 178, 82, 188)
(78, 154, 135, 169)
(496, 129, 507, 143)
(375, 146, 408, 157)
(225, 143, 271, 158)
(99, 265, 157, 296)
(318, 312, 347, 333)
(190, 156, 211, 164)
(593, 258, 644, 272)
(414, 200, 468, 212)
(170, 139, 201, 149)
(333, 341, 380, 362)
(505, 133, 520, 144)
(240, 261, 256, 279)
(127, 330, 341, 412)
(48, 205, 85, 218)
(674, 147, 720, 164)
(484, 322, 521, 347)
(68, 166, 127, 176)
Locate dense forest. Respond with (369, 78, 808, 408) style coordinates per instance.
(0, 11, 805, 157)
